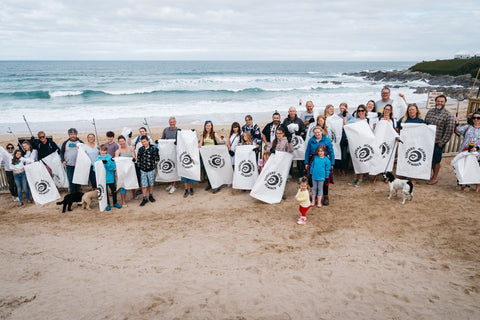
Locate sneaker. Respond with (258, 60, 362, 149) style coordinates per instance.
(140, 198, 148, 206)
(189, 188, 194, 196)
(205, 185, 212, 191)
(148, 195, 156, 202)
(113, 203, 122, 209)
(17, 202, 24, 207)
(106, 205, 111, 211)
(212, 188, 220, 194)
(297, 217, 306, 225)
(348, 179, 357, 185)
(355, 180, 363, 187)
(183, 190, 189, 198)
(13, 196, 19, 202)
(165, 185, 172, 191)
(169, 186, 176, 194)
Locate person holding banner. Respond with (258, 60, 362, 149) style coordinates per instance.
(336, 102, 352, 176)
(347, 105, 369, 187)
(94, 144, 121, 211)
(324, 104, 335, 118)
(60, 128, 83, 194)
(241, 115, 262, 157)
(84, 133, 99, 189)
(454, 111, 480, 192)
(396, 103, 424, 132)
(375, 87, 394, 111)
(21, 141, 38, 161)
(11, 149, 34, 207)
(301, 101, 316, 127)
(284, 107, 306, 180)
(227, 122, 242, 167)
(305, 126, 334, 205)
(137, 136, 160, 205)
(162, 117, 179, 194)
(1, 144, 18, 201)
(115, 135, 137, 206)
(30, 131, 59, 161)
(198, 120, 224, 193)
(262, 112, 290, 148)
(424, 95, 455, 185)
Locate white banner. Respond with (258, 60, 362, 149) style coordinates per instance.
(369, 120, 399, 175)
(451, 151, 480, 184)
(344, 120, 378, 174)
(392, 95, 407, 122)
(115, 157, 139, 190)
(304, 122, 315, 150)
(72, 144, 91, 185)
(396, 123, 436, 180)
(41, 151, 69, 188)
(367, 112, 379, 131)
(25, 162, 61, 205)
(326, 114, 343, 160)
(176, 130, 201, 181)
(291, 134, 305, 160)
(156, 139, 181, 182)
(250, 151, 293, 204)
(94, 161, 108, 212)
(233, 145, 259, 190)
(200, 145, 233, 189)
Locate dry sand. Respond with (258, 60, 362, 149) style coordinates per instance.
(0, 157, 479, 319)
(1, 102, 479, 319)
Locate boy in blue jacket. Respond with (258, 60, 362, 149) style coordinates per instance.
(94, 144, 121, 211)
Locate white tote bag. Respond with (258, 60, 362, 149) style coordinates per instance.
(369, 120, 399, 175)
(72, 144, 91, 186)
(42, 151, 69, 188)
(232, 145, 259, 190)
(25, 162, 61, 205)
(250, 151, 293, 204)
(451, 151, 480, 185)
(199, 145, 233, 189)
(344, 120, 378, 174)
(326, 114, 343, 160)
(291, 134, 305, 161)
(115, 157, 139, 190)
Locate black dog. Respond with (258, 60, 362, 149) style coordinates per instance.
(56, 192, 84, 213)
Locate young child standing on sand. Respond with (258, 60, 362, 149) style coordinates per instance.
(94, 144, 121, 211)
(309, 146, 331, 208)
(294, 177, 311, 225)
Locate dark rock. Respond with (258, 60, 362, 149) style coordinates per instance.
(331, 81, 342, 85)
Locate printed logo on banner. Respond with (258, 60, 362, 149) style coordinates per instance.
(264, 172, 283, 190)
(97, 185, 105, 201)
(160, 159, 175, 174)
(291, 136, 302, 150)
(379, 142, 391, 159)
(238, 159, 255, 177)
(35, 180, 51, 195)
(180, 152, 194, 168)
(405, 147, 426, 166)
(354, 144, 374, 162)
(331, 131, 337, 143)
(208, 154, 225, 168)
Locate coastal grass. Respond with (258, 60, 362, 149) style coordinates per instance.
(409, 58, 480, 77)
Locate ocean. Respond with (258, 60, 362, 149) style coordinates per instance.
(0, 60, 426, 134)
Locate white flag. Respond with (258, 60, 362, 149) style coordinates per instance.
(115, 157, 139, 190)
(200, 145, 233, 189)
(250, 151, 293, 204)
(72, 144, 91, 185)
(344, 120, 378, 174)
(451, 151, 480, 185)
(94, 161, 108, 212)
(396, 123, 436, 180)
(177, 130, 201, 181)
(369, 120, 399, 175)
(156, 139, 181, 182)
(291, 134, 305, 160)
(392, 95, 407, 122)
(326, 114, 343, 160)
(41, 151, 69, 188)
(233, 145, 259, 190)
(25, 162, 61, 205)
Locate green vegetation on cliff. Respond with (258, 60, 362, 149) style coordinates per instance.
(409, 58, 480, 77)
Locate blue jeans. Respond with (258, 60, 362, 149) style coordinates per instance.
(13, 171, 31, 203)
(66, 165, 78, 193)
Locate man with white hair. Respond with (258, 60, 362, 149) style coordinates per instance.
(284, 106, 306, 180)
(300, 100, 316, 127)
(162, 117, 179, 194)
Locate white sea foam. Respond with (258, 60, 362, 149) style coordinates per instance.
(50, 90, 83, 97)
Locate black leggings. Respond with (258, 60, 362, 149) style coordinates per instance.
(106, 182, 117, 205)
(6, 170, 17, 197)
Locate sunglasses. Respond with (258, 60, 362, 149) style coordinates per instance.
(473, 117, 480, 120)
(38, 135, 46, 138)
(357, 110, 366, 112)
(205, 120, 212, 124)
(7, 146, 14, 150)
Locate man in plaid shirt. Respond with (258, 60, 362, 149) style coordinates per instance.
(137, 136, 160, 206)
(424, 94, 455, 185)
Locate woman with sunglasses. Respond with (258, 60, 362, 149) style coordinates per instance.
(347, 105, 369, 187)
(30, 131, 59, 161)
(454, 111, 480, 192)
(1, 144, 18, 201)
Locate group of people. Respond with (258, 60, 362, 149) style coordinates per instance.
(1, 88, 479, 220)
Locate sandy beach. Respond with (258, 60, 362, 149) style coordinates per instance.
(1, 101, 479, 319)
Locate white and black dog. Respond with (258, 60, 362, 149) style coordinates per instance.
(382, 172, 414, 204)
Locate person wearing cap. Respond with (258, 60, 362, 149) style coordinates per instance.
(60, 128, 83, 193)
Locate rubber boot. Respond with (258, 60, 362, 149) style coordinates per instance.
(323, 195, 329, 206)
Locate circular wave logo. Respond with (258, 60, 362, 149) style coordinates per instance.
(160, 159, 175, 174)
(239, 160, 255, 177)
(35, 180, 50, 195)
(264, 172, 283, 190)
(405, 147, 426, 166)
(97, 185, 105, 201)
(291, 136, 301, 149)
(331, 131, 337, 143)
(379, 142, 390, 159)
(208, 154, 225, 168)
(354, 145, 374, 162)
(180, 152, 194, 168)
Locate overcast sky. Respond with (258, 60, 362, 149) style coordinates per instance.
(1, 0, 479, 61)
